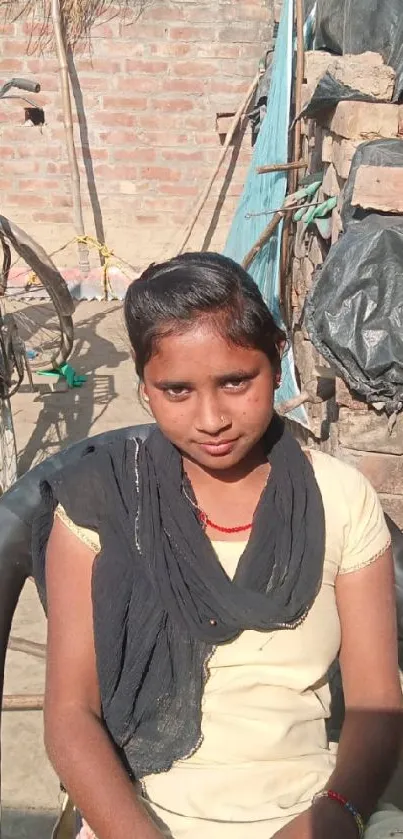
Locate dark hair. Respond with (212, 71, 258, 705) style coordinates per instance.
(124, 252, 286, 380)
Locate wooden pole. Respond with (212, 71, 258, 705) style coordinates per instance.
(8, 636, 46, 660)
(177, 72, 259, 255)
(257, 159, 307, 175)
(280, 0, 305, 320)
(290, 0, 304, 195)
(3, 694, 44, 711)
(51, 0, 90, 276)
(242, 210, 285, 272)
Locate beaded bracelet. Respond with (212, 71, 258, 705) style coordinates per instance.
(312, 789, 365, 839)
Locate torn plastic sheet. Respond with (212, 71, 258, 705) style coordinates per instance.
(300, 71, 380, 120)
(315, 0, 403, 101)
(341, 138, 403, 228)
(304, 214, 403, 414)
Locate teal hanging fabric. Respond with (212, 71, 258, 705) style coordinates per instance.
(224, 0, 308, 426)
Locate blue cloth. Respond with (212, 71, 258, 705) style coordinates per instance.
(224, 0, 308, 426)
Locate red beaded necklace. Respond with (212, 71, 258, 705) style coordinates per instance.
(182, 482, 253, 534)
(198, 509, 253, 534)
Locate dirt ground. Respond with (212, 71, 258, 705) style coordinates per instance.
(3, 301, 149, 837)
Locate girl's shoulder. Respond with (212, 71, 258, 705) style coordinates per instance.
(306, 449, 391, 574)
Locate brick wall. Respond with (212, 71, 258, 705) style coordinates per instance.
(0, 1, 272, 277)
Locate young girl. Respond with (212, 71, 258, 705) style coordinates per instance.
(34, 252, 403, 839)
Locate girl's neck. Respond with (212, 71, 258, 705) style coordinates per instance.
(182, 441, 268, 487)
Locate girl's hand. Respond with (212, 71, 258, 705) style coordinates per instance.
(272, 801, 359, 839)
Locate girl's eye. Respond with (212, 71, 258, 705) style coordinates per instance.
(223, 379, 248, 391)
(165, 386, 190, 399)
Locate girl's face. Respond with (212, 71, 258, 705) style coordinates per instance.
(142, 320, 278, 472)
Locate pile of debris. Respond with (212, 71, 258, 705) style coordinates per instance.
(292, 48, 403, 526)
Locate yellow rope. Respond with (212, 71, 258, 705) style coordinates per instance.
(26, 271, 41, 287)
(75, 235, 135, 300)
(6, 235, 135, 300)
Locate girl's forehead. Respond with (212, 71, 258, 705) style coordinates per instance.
(145, 327, 265, 379)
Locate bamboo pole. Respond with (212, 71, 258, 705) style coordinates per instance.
(51, 0, 90, 275)
(8, 636, 46, 659)
(3, 694, 44, 711)
(177, 72, 259, 255)
(242, 209, 285, 272)
(257, 159, 307, 175)
(290, 0, 304, 195)
(280, 0, 305, 319)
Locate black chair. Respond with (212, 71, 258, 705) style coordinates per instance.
(0, 424, 402, 827)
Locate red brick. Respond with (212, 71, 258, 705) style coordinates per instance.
(92, 111, 142, 127)
(102, 96, 150, 110)
(172, 60, 218, 77)
(207, 79, 250, 94)
(218, 24, 263, 43)
(136, 131, 191, 147)
(1, 39, 27, 55)
(168, 26, 217, 42)
(119, 22, 168, 40)
(161, 149, 204, 162)
(50, 194, 73, 208)
(94, 164, 139, 180)
(164, 78, 205, 95)
(99, 129, 136, 146)
(125, 59, 169, 74)
(81, 147, 109, 162)
(150, 43, 193, 58)
(0, 23, 16, 35)
(152, 99, 195, 113)
(114, 76, 163, 94)
(32, 210, 71, 223)
(140, 166, 181, 182)
(143, 5, 186, 22)
(7, 192, 49, 208)
(159, 183, 199, 196)
(113, 148, 157, 163)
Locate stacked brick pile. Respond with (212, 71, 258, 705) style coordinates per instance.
(292, 51, 403, 527)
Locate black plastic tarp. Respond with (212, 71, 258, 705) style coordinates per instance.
(315, 0, 403, 101)
(304, 215, 403, 413)
(299, 71, 379, 120)
(342, 138, 403, 228)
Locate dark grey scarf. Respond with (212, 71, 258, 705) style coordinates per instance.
(33, 416, 325, 778)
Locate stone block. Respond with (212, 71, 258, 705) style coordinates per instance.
(336, 377, 365, 411)
(322, 131, 333, 164)
(356, 452, 403, 496)
(322, 162, 341, 197)
(321, 101, 399, 140)
(338, 407, 403, 455)
(331, 137, 360, 179)
(304, 50, 395, 101)
(352, 164, 403, 214)
(331, 208, 343, 244)
(379, 494, 403, 529)
(308, 233, 325, 267)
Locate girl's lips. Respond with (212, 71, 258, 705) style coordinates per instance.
(197, 440, 238, 457)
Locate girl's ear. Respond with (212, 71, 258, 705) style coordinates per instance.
(139, 382, 150, 404)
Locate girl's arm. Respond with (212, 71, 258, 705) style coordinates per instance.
(273, 546, 403, 839)
(45, 516, 163, 839)
(326, 545, 403, 815)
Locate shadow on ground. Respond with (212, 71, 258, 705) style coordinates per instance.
(16, 302, 135, 475)
(2, 807, 57, 839)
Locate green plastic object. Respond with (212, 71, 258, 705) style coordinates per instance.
(301, 196, 338, 225)
(37, 363, 87, 388)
